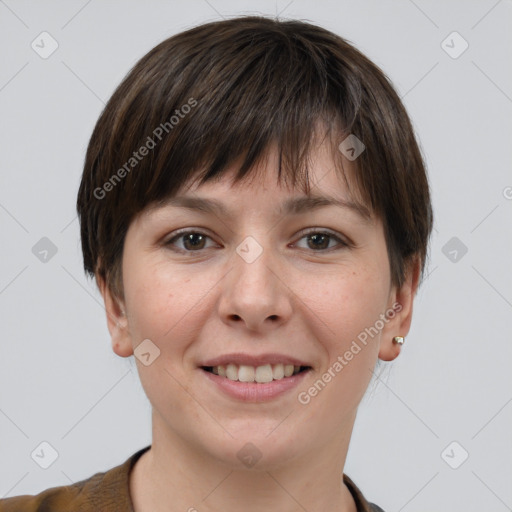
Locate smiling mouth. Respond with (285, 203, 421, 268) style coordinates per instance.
(201, 364, 311, 383)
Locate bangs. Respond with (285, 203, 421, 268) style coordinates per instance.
(119, 20, 366, 211)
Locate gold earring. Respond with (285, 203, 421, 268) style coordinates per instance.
(393, 336, 404, 345)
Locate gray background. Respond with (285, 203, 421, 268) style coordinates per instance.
(1, 1, 511, 510)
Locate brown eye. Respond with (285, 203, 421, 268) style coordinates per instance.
(165, 231, 214, 252)
(165, 228, 348, 254)
(181, 233, 207, 250)
(294, 230, 348, 252)
(306, 233, 330, 250)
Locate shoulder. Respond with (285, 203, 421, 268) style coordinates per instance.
(0, 445, 150, 512)
(0, 467, 125, 512)
(0, 476, 96, 512)
(343, 473, 386, 512)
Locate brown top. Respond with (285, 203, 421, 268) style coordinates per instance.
(0, 445, 384, 512)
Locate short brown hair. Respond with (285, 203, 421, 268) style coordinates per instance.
(77, 15, 433, 302)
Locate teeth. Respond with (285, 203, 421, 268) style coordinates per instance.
(238, 365, 255, 382)
(255, 364, 273, 383)
(208, 363, 306, 383)
(272, 364, 284, 380)
(225, 364, 238, 380)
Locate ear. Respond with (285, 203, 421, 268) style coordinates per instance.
(378, 256, 421, 362)
(96, 273, 133, 358)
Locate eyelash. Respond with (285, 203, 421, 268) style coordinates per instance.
(164, 228, 350, 254)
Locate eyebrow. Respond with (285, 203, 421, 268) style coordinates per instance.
(156, 194, 372, 222)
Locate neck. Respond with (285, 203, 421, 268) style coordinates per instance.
(130, 410, 358, 512)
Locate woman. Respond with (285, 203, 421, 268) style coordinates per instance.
(0, 15, 433, 512)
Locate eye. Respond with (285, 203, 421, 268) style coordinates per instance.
(165, 230, 216, 252)
(164, 228, 349, 254)
(294, 229, 348, 252)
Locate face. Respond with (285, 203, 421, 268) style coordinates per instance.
(100, 141, 419, 470)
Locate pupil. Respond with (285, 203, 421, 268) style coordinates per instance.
(186, 234, 204, 249)
(309, 234, 328, 250)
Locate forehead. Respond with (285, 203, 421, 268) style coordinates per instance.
(143, 146, 374, 226)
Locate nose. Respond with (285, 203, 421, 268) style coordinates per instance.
(217, 239, 293, 333)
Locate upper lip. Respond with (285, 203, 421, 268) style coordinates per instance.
(199, 353, 312, 368)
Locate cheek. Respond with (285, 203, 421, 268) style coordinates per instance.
(121, 253, 173, 339)
(305, 265, 389, 351)
(296, 270, 388, 427)
(124, 270, 169, 340)
(121, 261, 203, 412)
(122, 258, 212, 350)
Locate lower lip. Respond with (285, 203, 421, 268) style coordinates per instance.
(199, 368, 311, 402)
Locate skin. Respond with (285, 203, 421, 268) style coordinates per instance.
(97, 140, 420, 512)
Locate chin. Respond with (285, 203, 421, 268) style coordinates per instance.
(202, 423, 310, 471)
